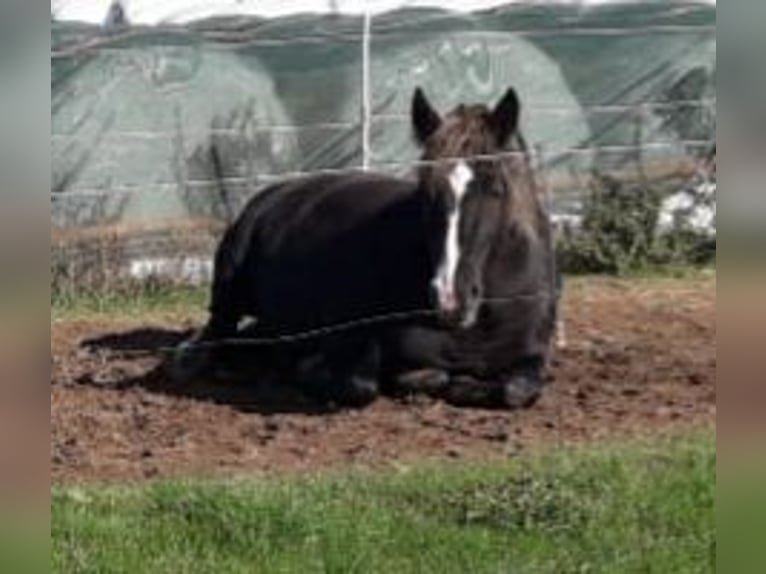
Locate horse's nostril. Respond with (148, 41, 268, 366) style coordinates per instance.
(442, 291, 458, 312)
(470, 284, 481, 299)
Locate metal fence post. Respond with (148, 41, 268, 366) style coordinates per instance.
(361, 9, 372, 171)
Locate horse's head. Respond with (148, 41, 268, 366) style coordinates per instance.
(411, 87, 528, 328)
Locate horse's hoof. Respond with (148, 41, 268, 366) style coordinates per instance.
(169, 340, 210, 383)
(444, 376, 502, 408)
(502, 376, 542, 409)
(334, 375, 380, 408)
(392, 369, 450, 396)
(300, 370, 379, 409)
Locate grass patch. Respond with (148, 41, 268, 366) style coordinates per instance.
(51, 283, 209, 322)
(50, 270, 715, 323)
(52, 432, 715, 573)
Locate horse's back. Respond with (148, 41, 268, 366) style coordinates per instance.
(261, 173, 416, 249)
(223, 172, 407, 248)
(214, 171, 431, 331)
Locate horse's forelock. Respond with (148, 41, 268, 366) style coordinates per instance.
(419, 108, 544, 235)
(421, 107, 495, 160)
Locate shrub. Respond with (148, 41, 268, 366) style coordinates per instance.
(558, 172, 715, 275)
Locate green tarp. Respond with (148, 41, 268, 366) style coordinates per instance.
(52, 1, 715, 229)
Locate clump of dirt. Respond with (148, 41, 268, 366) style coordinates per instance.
(51, 278, 715, 484)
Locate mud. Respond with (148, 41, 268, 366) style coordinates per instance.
(51, 277, 715, 484)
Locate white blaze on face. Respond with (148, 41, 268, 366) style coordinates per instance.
(432, 161, 474, 312)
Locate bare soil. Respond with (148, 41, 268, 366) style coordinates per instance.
(51, 277, 716, 484)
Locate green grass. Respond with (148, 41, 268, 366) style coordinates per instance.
(51, 284, 209, 322)
(52, 432, 715, 573)
(50, 269, 715, 323)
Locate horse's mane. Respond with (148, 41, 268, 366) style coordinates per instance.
(500, 130, 546, 235)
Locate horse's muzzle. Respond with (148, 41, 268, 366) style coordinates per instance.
(431, 285, 480, 330)
(458, 298, 481, 329)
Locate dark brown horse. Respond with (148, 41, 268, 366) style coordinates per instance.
(382, 88, 560, 407)
(173, 87, 560, 408)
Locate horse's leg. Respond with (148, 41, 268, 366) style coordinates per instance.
(325, 333, 381, 407)
(171, 247, 246, 383)
(499, 355, 545, 409)
(379, 325, 451, 398)
(171, 309, 240, 383)
(295, 333, 380, 408)
(443, 374, 504, 408)
(445, 356, 544, 409)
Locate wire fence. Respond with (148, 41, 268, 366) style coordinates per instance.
(50, 13, 715, 560)
(51, 2, 716, 293)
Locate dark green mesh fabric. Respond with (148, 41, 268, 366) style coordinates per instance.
(52, 2, 715, 229)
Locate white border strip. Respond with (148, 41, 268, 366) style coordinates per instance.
(52, 0, 716, 25)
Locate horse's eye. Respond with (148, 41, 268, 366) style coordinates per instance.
(489, 187, 505, 197)
(475, 179, 502, 197)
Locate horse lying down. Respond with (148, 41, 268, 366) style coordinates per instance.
(172, 87, 561, 409)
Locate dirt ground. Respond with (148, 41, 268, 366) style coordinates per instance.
(51, 277, 716, 484)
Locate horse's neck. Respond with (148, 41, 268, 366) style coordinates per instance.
(503, 159, 545, 237)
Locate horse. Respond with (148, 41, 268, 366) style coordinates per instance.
(172, 87, 560, 409)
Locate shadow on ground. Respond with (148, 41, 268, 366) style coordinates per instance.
(81, 327, 334, 415)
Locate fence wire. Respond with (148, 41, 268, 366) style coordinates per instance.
(51, 9, 715, 564)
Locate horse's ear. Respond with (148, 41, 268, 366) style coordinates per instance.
(490, 87, 520, 146)
(412, 87, 441, 145)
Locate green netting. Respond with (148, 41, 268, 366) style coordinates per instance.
(51, 2, 715, 232)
